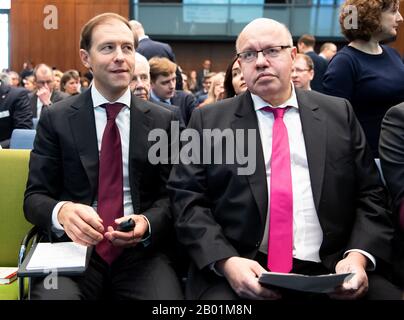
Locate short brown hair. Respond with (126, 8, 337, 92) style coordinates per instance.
(297, 34, 316, 47)
(295, 53, 314, 71)
(340, 0, 400, 41)
(80, 13, 136, 51)
(149, 57, 177, 82)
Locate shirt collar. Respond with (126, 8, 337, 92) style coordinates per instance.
(139, 35, 149, 41)
(150, 89, 171, 105)
(91, 84, 131, 109)
(251, 83, 299, 112)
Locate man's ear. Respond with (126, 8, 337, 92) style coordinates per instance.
(79, 49, 91, 69)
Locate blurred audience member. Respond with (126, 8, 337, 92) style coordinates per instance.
(297, 34, 327, 92)
(130, 53, 151, 101)
(8, 71, 20, 87)
(80, 77, 90, 91)
(198, 72, 225, 107)
(319, 42, 338, 62)
(223, 56, 247, 98)
(53, 70, 63, 91)
(60, 70, 81, 96)
(30, 63, 68, 118)
(20, 60, 34, 83)
(23, 75, 36, 92)
(196, 59, 212, 91)
(195, 72, 215, 106)
(188, 70, 198, 94)
(292, 53, 314, 90)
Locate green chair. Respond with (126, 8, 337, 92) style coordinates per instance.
(0, 149, 33, 300)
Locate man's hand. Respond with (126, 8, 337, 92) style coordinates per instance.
(216, 256, 282, 300)
(58, 202, 104, 246)
(329, 251, 369, 300)
(36, 83, 52, 106)
(104, 214, 149, 248)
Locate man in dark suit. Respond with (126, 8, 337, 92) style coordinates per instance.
(148, 57, 196, 126)
(0, 80, 33, 148)
(168, 18, 400, 300)
(129, 20, 183, 90)
(297, 34, 328, 93)
(379, 102, 404, 296)
(24, 13, 183, 300)
(29, 63, 68, 118)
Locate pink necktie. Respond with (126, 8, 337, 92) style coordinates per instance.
(266, 107, 293, 273)
(96, 103, 124, 265)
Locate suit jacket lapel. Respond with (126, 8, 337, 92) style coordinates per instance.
(68, 90, 99, 197)
(231, 92, 267, 224)
(296, 89, 327, 211)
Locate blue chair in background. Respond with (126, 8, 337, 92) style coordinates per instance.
(9, 129, 36, 149)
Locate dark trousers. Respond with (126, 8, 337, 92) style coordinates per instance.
(30, 247, 184, 300)
(192, 252, 402, 300)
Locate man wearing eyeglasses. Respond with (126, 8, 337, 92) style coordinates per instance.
(291, 53, 314, 91)
(29, 63, 68, 119)
(168, 18, 401, 300)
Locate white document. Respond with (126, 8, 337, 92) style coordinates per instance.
(26, 242, 88, 270)
(259, 272, 354, 293)
(0, 110, 10, 119)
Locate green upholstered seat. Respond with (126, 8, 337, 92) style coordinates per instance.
(0, 149, 32, 300)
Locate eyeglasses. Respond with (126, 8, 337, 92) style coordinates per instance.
(237, 46, 291, 63)
(291, 68, 311, 74)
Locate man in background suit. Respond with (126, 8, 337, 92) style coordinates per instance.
(168, 18, 400, 300)
(29, 63, 68, 118)
(0, 78, 33, 148)
(129, 20, 183, 90)
(297, 34, 327, 93)
(24, 13, 183, 300)
(149, 57, 196, 126)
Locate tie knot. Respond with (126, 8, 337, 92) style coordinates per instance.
(268, 107, 287, 119)
(104, 103, 124, 120)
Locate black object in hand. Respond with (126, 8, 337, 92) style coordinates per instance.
(117, 218, 136, 232)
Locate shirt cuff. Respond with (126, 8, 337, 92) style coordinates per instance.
(344, 249, 376, 271)
(209, 262, 224, 277)
(51, 201, 68, 237)
(139, 214, 151, 247)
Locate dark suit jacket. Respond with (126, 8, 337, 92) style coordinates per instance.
(168, 89, 394, 297)
(137, 37, 183, 90)
(24, 90, 177, 252)
(0, 84, 33, 148)
(379, 102, 404, 286)
(29, 90, 69, 118)
(170, 90, 197, 126)
(306, 51, 328, 93)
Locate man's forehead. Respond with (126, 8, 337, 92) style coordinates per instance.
(92, 20, 134, 43)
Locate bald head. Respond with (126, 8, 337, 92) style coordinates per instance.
(236, 18, 293, 53)
(129, 20, 145, 38)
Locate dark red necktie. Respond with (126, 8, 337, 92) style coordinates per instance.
(264, 107, 293, 273)
(96, 102, 124, 264)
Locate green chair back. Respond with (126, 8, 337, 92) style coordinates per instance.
(0, 149, 32, 266)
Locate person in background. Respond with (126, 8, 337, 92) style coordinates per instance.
(188, 70, 198, 94)
(291, 53, 314, 91)
(322, 0, 404, 157)
(53, 70, 64, 91)
(198, 72, 225, 107)
(23, 75, 36, 92)
(194, 72, 216, 106)
(297, 34, 327, 93)
(60, 69, 81, 96)
(196, 59, 212, 91)
(7, 71, 20, 87)
(319, 42, 338, 62)
(223, 56, 247, 98)
(29, 63, 68, 118)
(0, 74, 33, 148)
